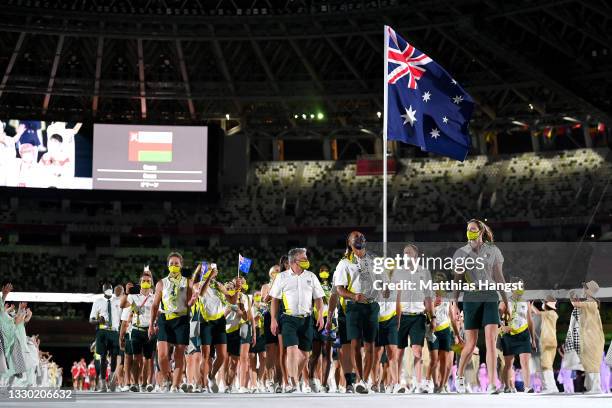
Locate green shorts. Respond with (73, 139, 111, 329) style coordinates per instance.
(428, 326, 452, 352)
(250, 332, 266, 354)
(200, 317, 227, 346)
(264, 311, 278, 345)
(126, 329, 155, 359)
(501, 330, 532, 356)
(376, 315, 398, 347)
(463, 292, 499, 330)
(345, 302, 379, 343)
(337, 306, 350, 345)
(281, 314, 314, 352)
(227, 326, 252, 357)
(398, 314, 426, 349)
(96, 329, 119, 358)
(157, 314, 190, 346)
(380, 349, 389, 364)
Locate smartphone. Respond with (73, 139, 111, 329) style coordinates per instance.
(128, 285, 141, 295)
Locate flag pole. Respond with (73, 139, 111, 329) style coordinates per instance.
(382, 26, 389, 258)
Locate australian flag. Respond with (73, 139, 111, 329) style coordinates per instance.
(238, 254, 252, 274)
(384, 26, 474, 161)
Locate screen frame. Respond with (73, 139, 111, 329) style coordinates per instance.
(0, 119, 222, 201)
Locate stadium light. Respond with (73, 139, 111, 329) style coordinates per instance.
(512, 120, 528, 127)
(377, 111, 382, 119)
(294, 114, 299, 119)
(310, 114, 315, 119)
(563, 116, 579, 123)
(316, 112, 324, 120)
(302, 114, 307, 119)
(528, 103, 534, 110)
(225, 113, 230, 120)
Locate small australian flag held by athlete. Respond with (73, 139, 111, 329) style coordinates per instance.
(238, 254, 252, 275)
(384, 25, 474, 161)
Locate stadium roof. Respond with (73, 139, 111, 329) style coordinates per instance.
(0, 0, 610, 133)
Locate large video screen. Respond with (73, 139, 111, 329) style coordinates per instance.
(0, 119, 92, 189)
(92, 124, 207, 192)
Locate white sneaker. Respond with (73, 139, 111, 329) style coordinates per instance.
(274, 383, 283, 393)
(129, 384, 139, 392)
(487, 384, 500, 394)
(395, 383, 406, 393)
(208, 375, 219, 393)
(301, 383, 311, 393)
(180, 382, 189, 393)
(455, 376, 466, 393)
(187, 383, 194, 393)
(170, 386, 179, 393)
(355, 380, 369, 394)
(237, 387, 250, 394)
(309, 378, 321, 393)
(153, 385, 161, 393)
(443, 385, 450, 393)
(193, 385, 202, 393)
(284, 384, 296, 393)
(120, 385, 130, 392)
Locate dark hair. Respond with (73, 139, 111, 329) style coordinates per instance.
(49, 134, 63, 143)
(279, 255, 289, 269)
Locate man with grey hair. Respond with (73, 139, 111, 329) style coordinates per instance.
(270, 248, 325, 393)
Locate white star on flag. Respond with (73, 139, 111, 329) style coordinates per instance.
(430, 128, 440, 139)
(442, 116, 449, 124)
(452, 95, 463, 104)
(451, 79, 457, 85)
(422, 91, 431, 102)
(401, 105, 417, 127)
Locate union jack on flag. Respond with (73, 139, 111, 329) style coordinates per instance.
(387, 28, 432, 89)
(384, 25, 474, 161)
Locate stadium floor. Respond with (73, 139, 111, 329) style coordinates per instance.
(3, 392, 611, 408)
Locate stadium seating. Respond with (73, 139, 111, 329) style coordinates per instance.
(3, 148, 612, 298)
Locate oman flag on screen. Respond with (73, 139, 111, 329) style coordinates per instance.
(128, 131, 173, 162)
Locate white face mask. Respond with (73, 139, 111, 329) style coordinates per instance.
(104, 289, 112, 297)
